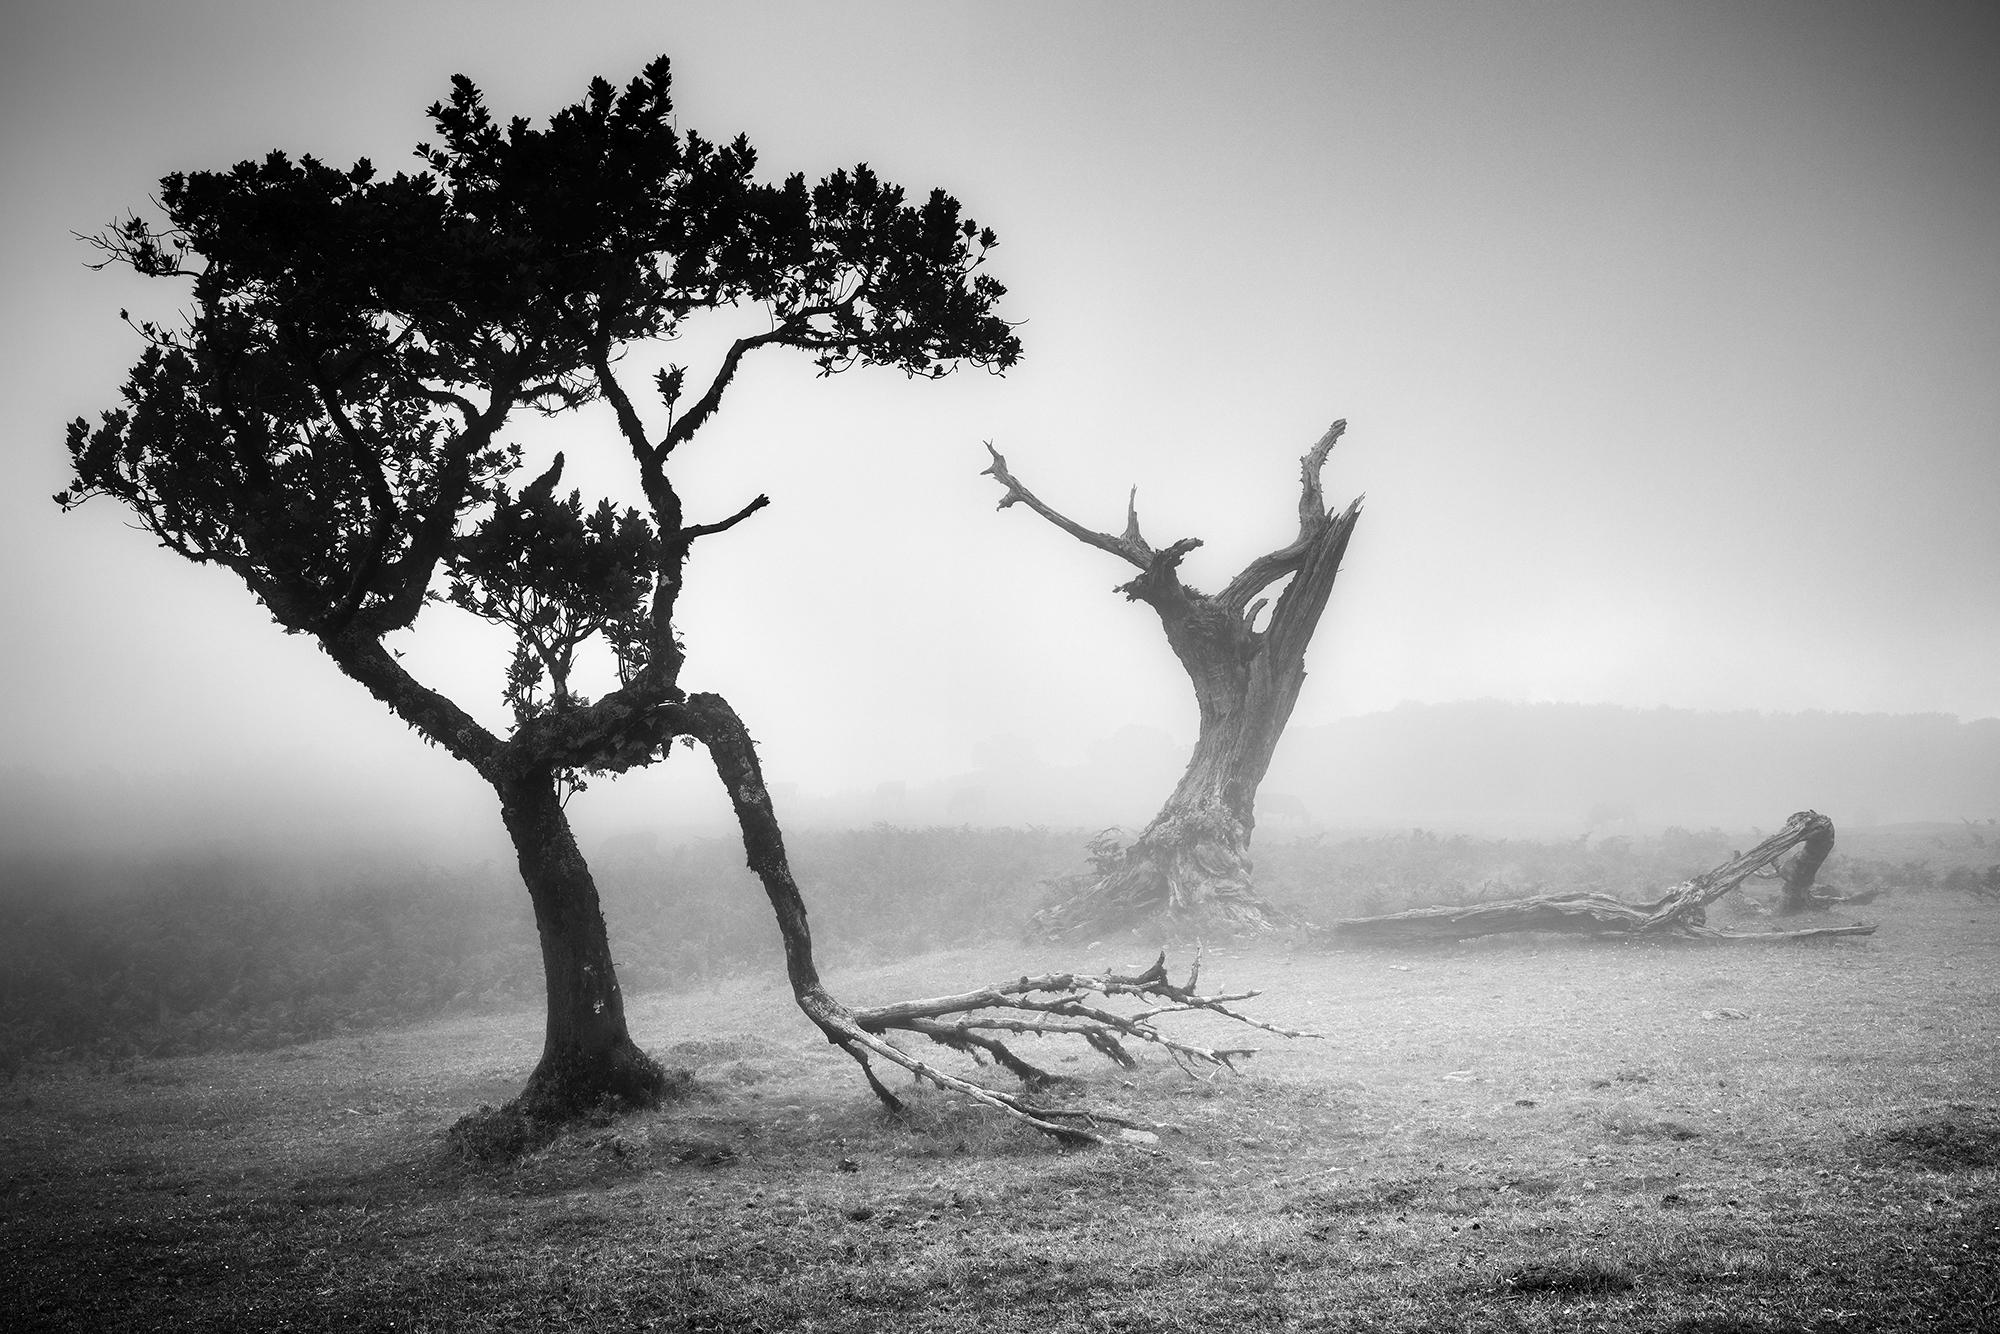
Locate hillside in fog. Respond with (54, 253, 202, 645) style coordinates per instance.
(1265, 702, 2000, 832)
(4, 703, 1995, 865)
(806, 702, 2000, 835)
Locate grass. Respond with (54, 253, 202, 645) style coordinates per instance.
(3, 886, 1997, 1330)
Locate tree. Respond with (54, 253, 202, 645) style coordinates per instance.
(61, 56, 1018, 1119)
(982, 424, 1362, 938)
(62, 57, 1306, 1146)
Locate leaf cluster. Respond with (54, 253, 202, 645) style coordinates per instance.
(445, 453, 660, 722)
(60, 55, 1021, 752)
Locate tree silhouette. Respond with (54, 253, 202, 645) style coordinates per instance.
(61, 57, 1018, 1118)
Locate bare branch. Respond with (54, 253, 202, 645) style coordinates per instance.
(981, 441, 1164, 569)
(316, 626, 503, 775)
(678, 494, 771, 544)
(845, 950, 1321, 1097)
(1218, 421, 1353, 617)
(1296, 419, 1346, 528)
(590, 345, 652, 461)
(659, 330, 788, 458)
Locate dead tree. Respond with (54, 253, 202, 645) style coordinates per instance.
(984, 422, 1362, 940)
(1328, 811, 1877, 944)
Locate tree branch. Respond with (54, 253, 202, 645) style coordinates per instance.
(980, 442, 1166, 569)
(677, 494, 771, 545)
(658, 330, 787, 458)
(1217, 421, 1352, 618)
(316, 626, 503, 775)
(368, 390, 514, 635)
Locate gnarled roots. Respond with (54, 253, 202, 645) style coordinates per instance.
(1031, 816, 1288, 943)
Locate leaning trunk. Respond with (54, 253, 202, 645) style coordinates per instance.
(1777, 817, 1836, 914)
(1036, 641, 1309, 938)
(496, 771, 666, 1115)
(995, 426, 1359, 942)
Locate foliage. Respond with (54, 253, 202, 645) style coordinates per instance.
(60, 55, 1018, 683)
(53, 55, 1022, 1104)
(444, 458, 660, 720)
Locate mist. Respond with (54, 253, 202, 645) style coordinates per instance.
(5, 0, 2000, 834)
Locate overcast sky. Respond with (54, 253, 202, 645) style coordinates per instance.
(4, 1, 1996, 849)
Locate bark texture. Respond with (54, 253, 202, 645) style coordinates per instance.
(496, 772, 666, 1115)
(1328, 810, 1876, 945)
(985, 423, 1361, 940)
(1778, 817, 1837, 914)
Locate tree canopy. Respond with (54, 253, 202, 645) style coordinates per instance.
(62, 54, 1019, 782)
(61, 54, 1020, 1117)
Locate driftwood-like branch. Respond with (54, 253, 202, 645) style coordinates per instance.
(1328, 811, 1876, 945)
(980, 441, 1197, 574)
(790, 951, 1319, 1150)
(852, 951, 1316, 1078)
(1218, 420, 1352, 617)
(679, 690, 1316, 1149)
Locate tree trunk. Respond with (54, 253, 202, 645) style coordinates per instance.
(1777, 817, 1836, 914)
(1031, 665, 1290, 940)
(987, 423, 1361, 940)
(1327, 811, 1875, 945)
(495, 771, 666, 1116)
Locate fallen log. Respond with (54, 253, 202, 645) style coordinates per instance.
(1327, 810, 1877, 945)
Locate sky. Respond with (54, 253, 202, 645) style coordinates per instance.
(3, 1, 1997, 854)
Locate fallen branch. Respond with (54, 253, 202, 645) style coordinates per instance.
(1326, 811, 1876, 945)
(684, 691, 1318, 1150)
(788, 951, 1315, 1149)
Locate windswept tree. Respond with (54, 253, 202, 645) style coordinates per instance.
(984, 424, 1362, 938)
(62, 57, 1019, 1117)
(64, 57, 1302, 1145)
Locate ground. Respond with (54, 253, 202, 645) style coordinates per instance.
(3, 889, 1996, 1332)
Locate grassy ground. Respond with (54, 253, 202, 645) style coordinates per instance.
(3, 887, 1996, 1331)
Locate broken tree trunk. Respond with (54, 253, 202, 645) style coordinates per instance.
(1777, 816, 1836, 914)
(676, 690, 1315, 1149)
(984, 422, 1362, 941)
(1328, 810, 1877, 945)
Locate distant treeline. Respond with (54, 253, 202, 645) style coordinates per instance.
(7, 820, 1991, 1074)
(758, 703, 2000, 833)
(1267, 702, 2000, 831)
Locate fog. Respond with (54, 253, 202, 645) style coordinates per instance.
(4, 1, 1998, 865)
